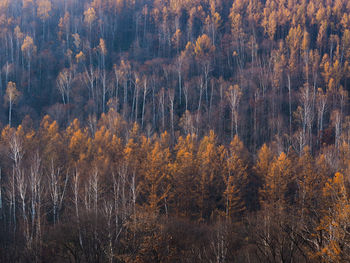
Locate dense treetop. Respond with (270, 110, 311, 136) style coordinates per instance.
(0, 0, 348, 151)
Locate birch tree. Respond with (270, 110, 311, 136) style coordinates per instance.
(4, 81, 21, 127)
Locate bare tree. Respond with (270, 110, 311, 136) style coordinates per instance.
(316, 88, 327, 145)
(183, 83, 189, 112)
(83, 65, 97, 104)
(98, 39, 107, 113)
(197, 77, 205, 132)
(158, 88, 166, 131)
(210, 223, 228, 263)
(4, 81, 21, 127)
(91, 168, 99, 220)
(21, 36, 37, 92)
(175, 55, 184, 104)
(29, 153, 43, 260)
(48, 161, 68, 225)
(99, 68, 107, 113)
(226, 85, 242, 138)
(117, 60, 131, 118)
(331, 110, 341, 148)
(16, 169, 27, 224)
(141, 76, 148, 128)
(299, 84, 314, 147)
(103, 201, 114, 263)
(168, 88, 175, 140)
(57, 67, 74, 106)
(73, 169, 83, 249)
(132, 74, 140, 123)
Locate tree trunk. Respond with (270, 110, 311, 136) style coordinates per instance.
(9, 100, 12, 127)
(288, 74, 292, 137)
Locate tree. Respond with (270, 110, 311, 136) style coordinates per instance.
(116, 60, 131, 117)
(226, 85, 242, 138)
(174, 54, 184, 105)
(21, 36, 37, 92)
(223, 172, 245, 220)
(286, 26, 302, 136)
(140, 140, 170, 215)
(37, 0, 52, 21)
(158, 88, 166, 131)
(229, 3, 246, 65)
(83, 65, 97, 113)
(197, 131, 226, 220)
(331, 110, 342, 148)
(97, 38, 108, 113)
(254, 143, 273, 202)
(141, 76, 148, 128)
(66, 118, 91, 168)
(226, 135, 249, 212)
(57, 67, 74, 106)
(205, 7, 221, 46)
(84, 7, 97, 42)
(168, 89, 175, 140)
(58, 12, 70, 48)
(295, 147, 318, 223)
(38, 115, 65, 166)
(48, 162, 68, 225)
(260, 152, 293, 211)
(314, 172, 350, 262)
(14, 26, 24, 72)
(265, 11, 277, 40)
(4, 81, 21, 127)
(254, 144, 273, 181)
(298, 83, 314, 148)
(194, 34, 215, 105)
(316, 88, 327, 145)
(37, 0, 52, 39)
(171, 134, 198, 218)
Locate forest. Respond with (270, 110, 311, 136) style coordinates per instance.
(0, 0, 350, 262)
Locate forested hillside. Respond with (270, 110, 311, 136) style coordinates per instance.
(1, 0, 350, 262)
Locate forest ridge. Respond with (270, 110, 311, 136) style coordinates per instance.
(0, 0, 350, 262)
